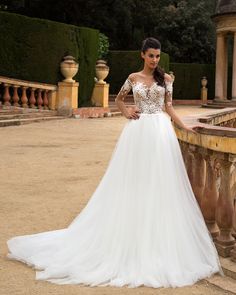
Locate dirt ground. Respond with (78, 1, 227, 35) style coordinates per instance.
(0, 107, 230, 295)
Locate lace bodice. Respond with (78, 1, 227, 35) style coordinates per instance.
(117, 78, 173, 114)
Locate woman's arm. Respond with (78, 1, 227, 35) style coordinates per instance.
(115, 75, 140, 120)
(164, 74, 197, 133)
(165, 105, 196, 132)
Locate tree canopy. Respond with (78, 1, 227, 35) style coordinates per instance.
(1, 0, 217, 63)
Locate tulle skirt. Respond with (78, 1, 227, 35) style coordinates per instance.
(7, 112, 222, 288)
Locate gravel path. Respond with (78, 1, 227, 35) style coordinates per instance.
(0, 107, 230, 295)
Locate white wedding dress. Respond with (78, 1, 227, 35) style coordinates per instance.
(7, 77, 222, 288)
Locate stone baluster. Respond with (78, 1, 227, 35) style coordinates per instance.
(180, 142, 188, 167)
(190, 146, 206, 206)
(185, 144, 195, 188)
(43, 90, 49, 110)
(12, 85, 20, 107)
(231, 163, 236, 261)
(3, 83, 11, 106)
(215, 154, 236, 257)
(21, 86, 28, 108)
(29, 87, 36, 108)
(201, 151, 219, 239)
(184, 144, 206, 205)
(37, 89, 43, 109)
(232, 198, 236, 239)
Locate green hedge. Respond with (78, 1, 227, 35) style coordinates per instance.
(107, 50, 170, 94)
(169, 63, 215, 100)
(0, 11, 99, 106)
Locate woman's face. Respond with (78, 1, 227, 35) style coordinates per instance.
(141, 48, 161, 69)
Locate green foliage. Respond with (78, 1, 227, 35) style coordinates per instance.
(10, 0, 217, 64)
(78, 27, 99, 106)
(0, 11, 99, 106)
(155, 1, 216, 63)
(98, 33, 109, 60)
(107, 50, 169, 94)
(170, 63, 215, 99)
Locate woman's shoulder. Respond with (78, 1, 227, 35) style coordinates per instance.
(127, 72, 142, 83)
(164, 73, 173, 83)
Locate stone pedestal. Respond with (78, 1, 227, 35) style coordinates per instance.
(91, 83, 109, 108)
(201, 87, 208, 104)
(57, 82, 79, 115)
(48, 90, 57, 110)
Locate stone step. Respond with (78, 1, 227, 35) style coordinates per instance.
(0, 106, 57, 113)
(0, 112, 59, 120)
(204, 257, 236, 294)
(0, 116, 65, 127)
(221, 257, 236, 281)
(205, 275, 236, 294)
(203, 102, 236, 108)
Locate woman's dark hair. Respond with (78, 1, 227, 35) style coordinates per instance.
(141, 37, 165, 86)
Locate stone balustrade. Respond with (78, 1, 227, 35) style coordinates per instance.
(0, 76, 57, 110)
(174, 107, 236, 260)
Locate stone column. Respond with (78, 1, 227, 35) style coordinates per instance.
(232, 32, 236, 101)
(223, 35, 228, 100)
(215, 33, 227, 101)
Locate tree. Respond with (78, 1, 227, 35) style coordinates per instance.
(7, 0, 217, 63)
(154, 1, 216, 63)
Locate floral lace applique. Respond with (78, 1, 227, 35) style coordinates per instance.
(165, 80, 173, 107)
(116, 78, 132, 100)
(116, 77, 174, 113)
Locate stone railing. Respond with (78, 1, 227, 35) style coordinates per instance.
(0, 76, 57, 110)
(174, 107, 236, 260)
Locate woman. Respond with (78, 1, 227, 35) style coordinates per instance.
(7, 37, 222, 288)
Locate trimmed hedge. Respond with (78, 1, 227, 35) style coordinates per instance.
(169, 63, 216, 100)
(107, 50, 170, 94)
(0, 11, 99, 106)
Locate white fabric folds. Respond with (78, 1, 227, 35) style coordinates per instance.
(7, 112, 222, 288)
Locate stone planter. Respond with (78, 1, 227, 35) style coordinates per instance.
(201, 76, 208, 88)
(95, 60, 109, 84)
(60, 55, 79, 83)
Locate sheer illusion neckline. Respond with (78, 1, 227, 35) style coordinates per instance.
(128, 79, 161, 91)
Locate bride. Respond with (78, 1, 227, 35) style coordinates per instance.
(7, 37, 222, 288)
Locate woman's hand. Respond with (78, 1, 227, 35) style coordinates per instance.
(183, 125, 202, 134)
(125, 107, 141, 120)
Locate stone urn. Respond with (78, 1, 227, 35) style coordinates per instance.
(201, 76, 208, 88)
(95, 60, 109, 84)
(60, 55, 79, 83)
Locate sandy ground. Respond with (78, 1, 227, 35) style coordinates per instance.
(0, 106, 230, 295)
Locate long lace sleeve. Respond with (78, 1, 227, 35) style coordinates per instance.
(165, 80, 173, 107)
(116, 78, 132, 101)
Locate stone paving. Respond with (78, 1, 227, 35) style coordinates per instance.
(0, 106, 232, 295)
